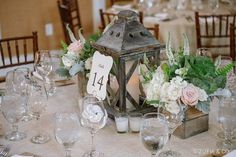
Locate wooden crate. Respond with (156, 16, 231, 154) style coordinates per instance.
(174, 107, 209, 139)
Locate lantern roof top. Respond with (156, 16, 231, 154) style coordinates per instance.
(93, 10, 161, 55)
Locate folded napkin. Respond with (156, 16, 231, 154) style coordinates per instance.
(223, 150, 236, 157)
(32, 71, 49, 82)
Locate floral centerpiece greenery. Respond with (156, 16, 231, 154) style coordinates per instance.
(56, 25, 101, 78)
(140, 33, 236, 114)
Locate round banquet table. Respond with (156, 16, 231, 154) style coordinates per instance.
(0, 81, 232, 157)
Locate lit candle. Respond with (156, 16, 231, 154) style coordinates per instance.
(115, 114, 129, 133)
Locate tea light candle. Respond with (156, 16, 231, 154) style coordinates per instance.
(115, 116, 129, 133)
(129, 113, 142, 133)
(129, 117, 141, 132)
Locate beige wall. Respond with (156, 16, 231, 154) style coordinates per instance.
(0, 0, 93, 50)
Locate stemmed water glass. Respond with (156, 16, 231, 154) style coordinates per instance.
(159, 102, 186, 157)
(80, 95, 108, 157)
(5, 68, 33, 121)
(54, 112, 81, 157)
(140, 113, 169, 157)
(217, 94, 236, 151)
(1, 94, 26, 141)
(34, 50, 53, 95)
(28, 82, 50, 144)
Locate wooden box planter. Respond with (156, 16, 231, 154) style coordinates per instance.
(174, 107, 209, 139)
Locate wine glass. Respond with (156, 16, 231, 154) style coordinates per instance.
(196, 48, 212, 58)
(47, 53, 62, 95)
(1, 94, 26, 141)
(80, 95, 108, 157)
(217, 95, 236, 151)
(159, 102, 186, 157)
(5, 68, 33, 121)
(55, 112, 81, 157)
(34, 50, 53, 94)
(140, 113, 169, 157)
(28, 82, 50, 144)
(209, 0, 219, 14)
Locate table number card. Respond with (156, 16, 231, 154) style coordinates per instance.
(87, 51, 113, 100)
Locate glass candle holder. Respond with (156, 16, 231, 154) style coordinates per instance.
(115, 113, 129, 133)
(129, 112, 143, 133)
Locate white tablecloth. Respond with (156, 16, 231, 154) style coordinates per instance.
(0, 82, 233, 157)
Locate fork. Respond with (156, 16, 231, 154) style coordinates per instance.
(0, 146, 10, 157)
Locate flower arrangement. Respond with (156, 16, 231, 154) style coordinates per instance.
(140, 34, 236, 114)
(57, 25, 101, 78)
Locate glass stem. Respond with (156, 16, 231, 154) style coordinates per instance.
(65, 148, 72, 157)
(166, 133, 172, 151)
(224, 131, 232, 145)
(36, 114, 41, 136)
(91, 130, 96, 153)
(12, 124, 18, 133)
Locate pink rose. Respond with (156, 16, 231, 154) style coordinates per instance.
(181, 84, 199, 106)
(68, 40, 83, 53)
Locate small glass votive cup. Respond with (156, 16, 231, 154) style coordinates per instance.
(115, 113, 129, 133)
(129, 112, 143, 133)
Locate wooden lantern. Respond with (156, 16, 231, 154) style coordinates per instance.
(92, 10, 162, 116)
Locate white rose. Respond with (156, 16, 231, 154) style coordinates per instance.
(160, 82, 170, 102)
(165, 101, 180, 115)
(82, 104, 104, 123)
(170, 76, 188, 88)
(160, 82, 182, 102)
(167, 83, 182, 101)
(197, 87, 208, 101)
(85, 57, 93, 70)
(62, 55, 76, 67)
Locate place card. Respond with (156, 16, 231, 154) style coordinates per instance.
(87, 51, 113, 100)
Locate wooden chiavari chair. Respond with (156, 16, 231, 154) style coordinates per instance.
(0, 32, 38, 82)
(99, 9, 159, 39)
(195, 12, 236, 58)
(57, 0, 82, 44)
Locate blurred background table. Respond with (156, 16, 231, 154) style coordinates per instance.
(0, 81, 229, 157)
(108, 0, 235, 55)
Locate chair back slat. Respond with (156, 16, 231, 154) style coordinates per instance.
(0, 32, 38, 70)
(7, 41, 12, 65)
(230, 24, 236, 61)
(23, 39, 27, 62)
(195, 12, 236, 57)
(15, 40, 20, 63)
(0, 43, 5, 66)
(219, 16, 222, 36)
(205, 17, 208, 36)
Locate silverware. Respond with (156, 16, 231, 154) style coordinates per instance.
(0, 145, 10, 157)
